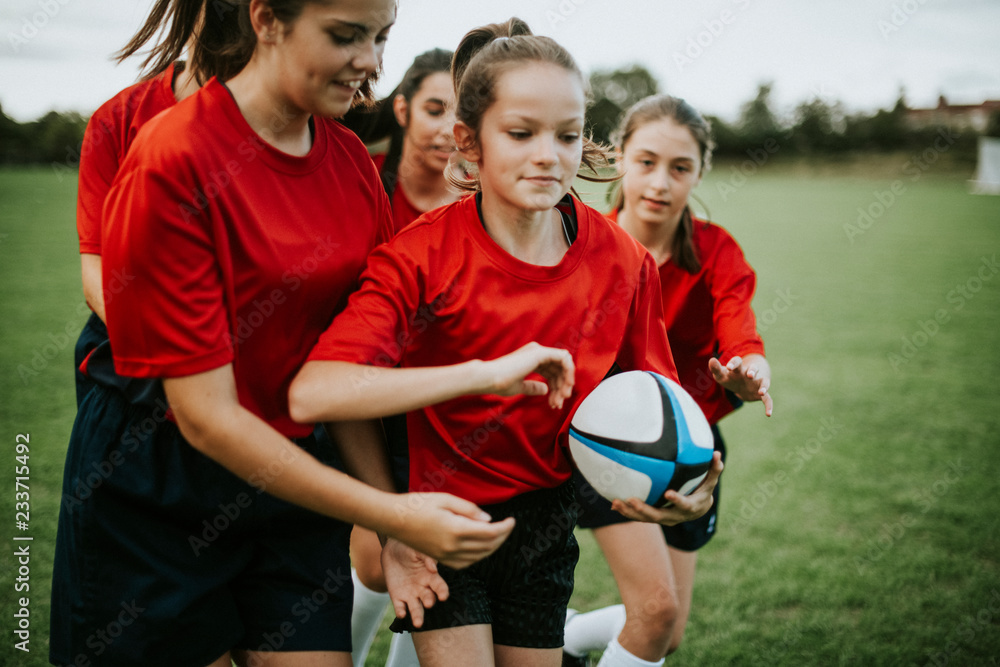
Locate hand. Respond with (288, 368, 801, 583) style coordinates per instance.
(387, 492, 515, 569)
(709, 353, 772, 417)
(611, 451, 724, 525)
(481, 342, 575, 409)
(381, 539, 449, 629)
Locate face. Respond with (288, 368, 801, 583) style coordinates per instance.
(396, 71, 457, 174)
(619, 117, 703, 228)
(267, 0, 395, 118)
(456, 61, 585, 214)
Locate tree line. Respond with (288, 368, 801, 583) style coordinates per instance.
(2, 65, 997, 166)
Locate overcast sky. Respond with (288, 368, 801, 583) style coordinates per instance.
(2, 0, 998, 123)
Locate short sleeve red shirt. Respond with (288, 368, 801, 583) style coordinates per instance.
(307, 195, 677, 504)
(77, 63, 179, 255)
(102, 78, 393, 438)
(609, 210, 765, 424)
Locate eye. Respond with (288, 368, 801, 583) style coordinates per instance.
(329, 31, 357, 46)
(508, 130, 530, 140)
(639, 159, 655, 168)
(560, 133, 580, 144)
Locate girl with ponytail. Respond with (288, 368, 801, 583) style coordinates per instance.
(51, 2, 513, 666)
(290, 19, 721, 667)
(565, 95, 773, 667)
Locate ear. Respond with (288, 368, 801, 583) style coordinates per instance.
(453, 121, 480, 162)
(248, 0, 280, 44)
(392, 94, 409, 129)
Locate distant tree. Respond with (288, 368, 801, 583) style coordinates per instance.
(586, 64, 659, 145)
(737, 82, 785, 149)
(790, 97, 846, 153)
(0, 103, 28, 163)
(31, 110, 87, 164)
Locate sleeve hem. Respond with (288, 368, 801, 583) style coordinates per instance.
(114, 347, 234, 379)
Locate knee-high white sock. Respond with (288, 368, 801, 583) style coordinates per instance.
(596, 637, 665, 667)
(384, 631, 419, 667)
(564, 604, 627, 657)
(351, 569, 390, 667)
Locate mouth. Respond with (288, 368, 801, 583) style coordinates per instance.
(332, 78, 364, 93)
(641, 196, 670, 209)
(524, 175, 560, 186)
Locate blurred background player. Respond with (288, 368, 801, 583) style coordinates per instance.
(290, 19, 722, 667)
(73, 1, 203, 406)
(565, 94, 773, 667)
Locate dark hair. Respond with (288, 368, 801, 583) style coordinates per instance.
(117, 0, 381, 104)
(448, 17, 615, 193)
(341, 48, 453, 196)
(611, 94, 714, 273)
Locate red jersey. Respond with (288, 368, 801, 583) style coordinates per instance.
(371, 153, 424, 234)
(308, 195, 676, 505)
(609, 209, 764, 424)
(103, 78, 393, 438)
(77, 63, 179, 255)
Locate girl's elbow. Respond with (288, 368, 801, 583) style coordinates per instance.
(288, 375, 321, 424)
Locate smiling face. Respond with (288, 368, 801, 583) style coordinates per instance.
(619, 117, 703, 229)
(269, 0, 395, 118)
(397, 71, 456, 175)
(456, 61, 585, 215)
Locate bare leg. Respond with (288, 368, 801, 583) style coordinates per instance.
(592, 522, 678, 661)
(412, 624, 494, 667)
(665, 548, 698, 654)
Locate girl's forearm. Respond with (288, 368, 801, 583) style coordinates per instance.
(289, 359, 492, 422)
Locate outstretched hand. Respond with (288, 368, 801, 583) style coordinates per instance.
(611, 451, 724, 525)
(709, 353, 772, 417)
(483, 342, 575, 409)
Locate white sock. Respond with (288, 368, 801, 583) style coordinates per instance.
(596, 637, 665, 667)
(564, 604, 627, 657)
(384, 631, 419, 667)
(350, 569, 390, 667)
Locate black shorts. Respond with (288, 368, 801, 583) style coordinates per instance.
(390, 482, 580, 648)
(73, 312, 106, 407)
(50, 384, 354, 667)
(574, 424, 726, 552)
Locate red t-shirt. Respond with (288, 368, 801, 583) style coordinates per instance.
(77, 63, 179, 255)
(103, 78, 393, 438)
(370, 153, 424, 235)
(608, 209, 765, 424)
(308, 195, 677, 504)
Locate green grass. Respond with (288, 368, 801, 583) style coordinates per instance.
(2, 161, 1000, 666)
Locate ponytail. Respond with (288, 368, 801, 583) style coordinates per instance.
(114, 0, 204, 79)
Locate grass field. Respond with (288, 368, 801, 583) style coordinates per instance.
(1, 154, 999, 666)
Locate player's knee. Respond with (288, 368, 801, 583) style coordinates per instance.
(625, 593, 679, 644)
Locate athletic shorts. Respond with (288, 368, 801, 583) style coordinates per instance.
(50, 384, 354, 667)
(73, 312, 106, 407)
(573, 423, 726, 552)
(390, 481, 580, 648)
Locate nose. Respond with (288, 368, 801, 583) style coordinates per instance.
(533, 134, 557, 166)
(351, 38, 381, 74)
(649, 165, 669, 192)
